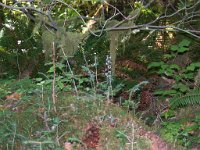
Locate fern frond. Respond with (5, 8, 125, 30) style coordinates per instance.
(170, 88, 200, 108)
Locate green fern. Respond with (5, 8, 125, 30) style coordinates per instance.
(170, 88, 200, 108)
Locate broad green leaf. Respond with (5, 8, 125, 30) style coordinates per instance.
(170, 45, 178, 51)
(179, 85, 188, 92)
(161, 109, 175, 119)
(164, 54, 173, 59)
(179, 39, 191, 47)
(0, 29, 4, 39)
(56, 63, 65, 70)
(158, 69, 165, 74)
(56, 76, 63, 81)
(170, 64, 180, 70)
(48, 66, 54, 73)
(174, 75, 182, 81)
(166, 68, 174, 76)
(154, 90, 177, 96)
(68, 137, 82, 143)
(179, 46, 188, 53)
(57, 81, 64, 89)
(53, 117, 60, 124)
(193, 62, 200, 67)
(148, 62, 164, 69)
(45, 79, 52, 85)
(182, 73, 194, 79)
(186, 65, 195, 71)
(161, 64, 169, 70)
(35, 78, 43, 82)
(172, 83, 188, 92)
(186, 62, 200, 71)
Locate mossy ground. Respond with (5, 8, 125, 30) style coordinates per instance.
(0, 78, 152, 150)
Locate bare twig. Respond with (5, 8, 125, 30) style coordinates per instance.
(0, 1, 58, 30)
(1, 0, 200, 39)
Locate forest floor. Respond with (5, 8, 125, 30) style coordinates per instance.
(0, 78, 194, 150)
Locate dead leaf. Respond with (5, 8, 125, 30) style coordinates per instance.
(150, 142, 159, 150)
(5, 92, 22, 101)
(64, 142, 73, 150)
(82, 123, 100, 148)
(96, 145, 105, 150)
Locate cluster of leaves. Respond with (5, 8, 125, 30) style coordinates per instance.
(146, 38, 200, 148)
(160, 112, 200, 148)
(148, 39, 200, 96)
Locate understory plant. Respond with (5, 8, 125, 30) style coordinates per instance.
(148, 39, 200, 148)
(148, 39, 200, 106)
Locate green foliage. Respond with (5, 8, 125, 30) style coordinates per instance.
(170, 39, 191, 53)
(148, 60, 193, 96)
(74, 33, 109, 67)
(0, 1, 200, 149)
(160, 122, 181, 142)
(148, 62, 180, 77)
(116, 130, 127, 145)
(170, 88, 200, 108)
(186, 62, 200, 71)
(160, 117, 200, 149)
(0, 16, 43, 77)
(0, 78, 153, 150)
(194, 112, 200, 130)
(160, 109, 175, 119)
(154, 90, 177, 96)
(0, 78, 37, 99)
(148, 39, 200, 97)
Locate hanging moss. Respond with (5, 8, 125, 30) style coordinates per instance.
(108, 31, 119, 74)
(42, 27, 85, 61)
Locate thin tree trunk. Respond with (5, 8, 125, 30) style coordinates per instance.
(52, 42, 57, 113)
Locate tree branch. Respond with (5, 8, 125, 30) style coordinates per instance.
(0, 1, 58, 30)
(0, 0, 200, 39)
